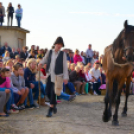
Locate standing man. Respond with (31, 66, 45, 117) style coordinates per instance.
(0, 2, 5, 26)
(15, 4, 23, 27)
(86, 44, 94, 64)
(38, 37, 69, 117)
(7, 2, 14, 26)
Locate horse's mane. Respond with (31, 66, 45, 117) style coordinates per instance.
(112, 30, 124, 54)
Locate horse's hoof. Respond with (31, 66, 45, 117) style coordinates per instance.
(112, 120, 119, 126)
(121, 112, 127, 117)
(102, 115, 109, 122)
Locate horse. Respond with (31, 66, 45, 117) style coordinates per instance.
(102, 20, 134, 126)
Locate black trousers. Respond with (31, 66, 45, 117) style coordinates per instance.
(45, 76, 57, 105)
(88, 82, 101, 95)
(7, 14, 13, 26)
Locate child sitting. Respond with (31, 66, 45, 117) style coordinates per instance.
(70, 63, 75, 72)
(84, 66, 97, 94)
(11, 63, 29, 109)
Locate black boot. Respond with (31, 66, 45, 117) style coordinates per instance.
(46, 107, 53, 117)
(53, 105, 57, 114)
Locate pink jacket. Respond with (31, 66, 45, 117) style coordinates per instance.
(0, 76, 11, 88)
(73, 54, 82, 64)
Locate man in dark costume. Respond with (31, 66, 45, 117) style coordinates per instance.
(38, 37, 69, 117)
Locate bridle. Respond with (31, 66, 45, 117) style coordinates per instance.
(123, 39, 134, 58)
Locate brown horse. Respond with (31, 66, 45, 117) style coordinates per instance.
(102, 20, 134, 126)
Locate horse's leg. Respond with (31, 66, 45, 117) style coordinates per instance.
(122, 77, 131, 117)
(103, 79, 113, 122)
(102, 83, 109, 122)
(112, 81, 124, 126)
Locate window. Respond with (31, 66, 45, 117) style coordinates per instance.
(18, 38, 24, 49)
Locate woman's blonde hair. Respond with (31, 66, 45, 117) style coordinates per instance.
(84, 66, 89, 72)
(75, 66, 80, 71)
(15, 55, 20, 59)
(36, 59, 41, 64)
(6, 59, 13, 66)
(26, 58, 37, 73)
(74, 49, 79, 55)
(70, 63, 75, 67)
(5, 51, 10, 57)
(77, 62, 83, 67)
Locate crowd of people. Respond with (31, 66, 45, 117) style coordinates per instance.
(0, 36, 133, 117)
(0, 2, 23, 27)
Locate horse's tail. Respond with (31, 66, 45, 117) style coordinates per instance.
(112, 80, 118, 105)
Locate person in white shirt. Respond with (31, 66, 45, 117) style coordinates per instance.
(84, 66, 97, 95)
(89, 61, 102, 95)
(86, 44, 94, 64)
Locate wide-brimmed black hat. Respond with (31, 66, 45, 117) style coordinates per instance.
(54, 37, 64, 47)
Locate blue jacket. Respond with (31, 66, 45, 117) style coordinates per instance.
(67, 56, 74, 63)
(1, 46, 12, 54)
(24, 67, 36, 88)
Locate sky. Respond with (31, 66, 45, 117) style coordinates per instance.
(2, 0, 134, 54)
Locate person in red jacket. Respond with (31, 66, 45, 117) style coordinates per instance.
(73, 49, 82, 64)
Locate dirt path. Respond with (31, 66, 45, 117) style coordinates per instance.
(0, 95, 134, 134)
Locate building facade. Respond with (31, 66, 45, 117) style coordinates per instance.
(0, 26, 30, 49)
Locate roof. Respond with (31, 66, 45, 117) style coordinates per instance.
(0, 26, 30, 33)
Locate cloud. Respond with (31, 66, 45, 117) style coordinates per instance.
(69, 11, 109, 16)
(69, 11, 134, 18)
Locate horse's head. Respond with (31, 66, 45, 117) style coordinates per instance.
(123, 20, 134, 62)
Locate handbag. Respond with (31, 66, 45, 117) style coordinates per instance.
(55, 76, 63, 96)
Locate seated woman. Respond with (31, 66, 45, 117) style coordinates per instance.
(24, 58, 45, 108)
(0, 68, 19, 114)
(6, 59, 14, 71)
(0, 68, 11, 117)
(79, 64, 88, 94)
(11, 63, 29, 109)
(69, 66, 86, 94)
(2, 51, 11, 63)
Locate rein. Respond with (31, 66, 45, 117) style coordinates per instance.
(105, 46, 133, 67)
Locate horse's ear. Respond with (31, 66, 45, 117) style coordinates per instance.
(124, 20, 128, 29)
